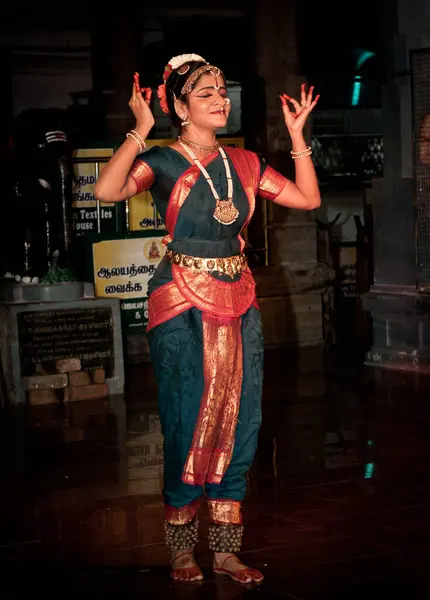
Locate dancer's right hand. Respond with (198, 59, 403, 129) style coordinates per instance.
(129, 72, 155, 137)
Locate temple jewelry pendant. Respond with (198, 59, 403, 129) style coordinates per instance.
(213, 199, 239, 225)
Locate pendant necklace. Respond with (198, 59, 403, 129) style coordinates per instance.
(178, 140, 239, 226)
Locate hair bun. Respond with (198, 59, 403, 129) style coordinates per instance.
(163, 54, 207, 82)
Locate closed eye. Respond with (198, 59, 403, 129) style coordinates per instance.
(197, 93, 227, 99)
(194, 86, 227, 98)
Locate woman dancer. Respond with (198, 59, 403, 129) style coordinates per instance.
(95, 53, 321, 584)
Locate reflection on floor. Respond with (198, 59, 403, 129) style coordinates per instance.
(1, 348, 429, 599)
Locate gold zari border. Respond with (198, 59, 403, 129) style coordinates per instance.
(207, 499, 242, 525)
(165, 499, 199, 525)
(129, 159, 155, 193)
(258, 165, 289, 200)
(182, 313, 243, 486)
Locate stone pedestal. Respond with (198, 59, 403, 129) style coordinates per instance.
(365, 284, 430, 372)
(364, 0, 430, 371)
(0, 282, 125, 405)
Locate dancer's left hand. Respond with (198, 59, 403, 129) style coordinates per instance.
(280, 83, 320, 134)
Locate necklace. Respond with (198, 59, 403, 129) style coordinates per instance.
(178, 135, 220, 156)
(178, 140, 239, 226)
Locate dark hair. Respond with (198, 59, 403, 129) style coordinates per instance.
(165, 61, 225, 128)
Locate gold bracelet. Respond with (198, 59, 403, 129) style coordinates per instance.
(292, 151, 312, 159)
(130, 129, 147, 149)
(291, 146, 312, 159)
(126, 131, 143, 152)
(291, 145, 312, 157)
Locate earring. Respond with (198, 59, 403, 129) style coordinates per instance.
(181, 115, 190, 126)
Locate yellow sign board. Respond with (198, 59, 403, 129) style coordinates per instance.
(72, 147, 117, 234)
(73, 148, 113, 209)
(92, 237, 164, 300)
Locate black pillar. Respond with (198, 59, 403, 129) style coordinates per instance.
(364, 0, 430, 372)
(91, 4, 142, 143)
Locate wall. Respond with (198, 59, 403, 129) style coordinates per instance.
(0, 31, 92, 118)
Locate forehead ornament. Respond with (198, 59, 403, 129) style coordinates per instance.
(181, 65, 222, 95)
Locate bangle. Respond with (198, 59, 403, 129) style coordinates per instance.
(130, 129, 147, 149)
(291, 146, 312, 159)
(126, 130, 147, 153)
(292, 151, 312, 159)
(126, 132, 143, 152)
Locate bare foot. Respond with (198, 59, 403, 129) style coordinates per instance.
(213, 552, 264, 584)
(171, 548, 204, 582)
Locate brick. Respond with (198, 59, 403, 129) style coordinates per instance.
(65, 383, 108, 402)
(68, 371, 92, 387)
(28, 389, 59, 405)
(91, 368, 106, 384)
(56, 358, 81, 373)
(22, 374, 68, 391)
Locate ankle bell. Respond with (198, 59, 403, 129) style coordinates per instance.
(208, 522, 244, 553)
(164, 517, 199, 551)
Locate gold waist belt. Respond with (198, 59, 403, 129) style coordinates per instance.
(165, 249, 247, 278)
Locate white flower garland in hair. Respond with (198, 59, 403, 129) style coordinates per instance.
(168, 54, 207, 70)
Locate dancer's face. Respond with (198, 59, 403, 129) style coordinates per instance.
(184, 73, 230, 130)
